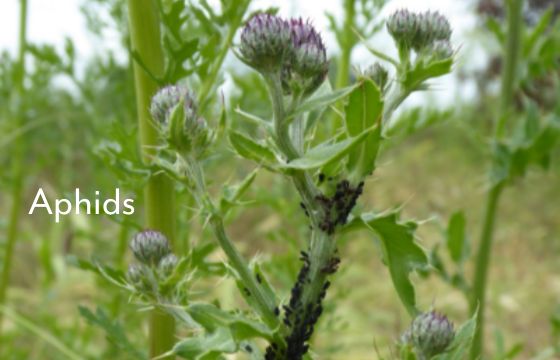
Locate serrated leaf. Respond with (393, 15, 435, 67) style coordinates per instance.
(79, 306, 147, 360)
(345, 79, 384, 178)
(283, 126, 375, 170)
(219, 168, 258, 213)
(346, 210, 428, 316)
(229, 131, 277, 165)
(402, 58, 453, 90)
(447, 211, 468, 264)
(171, 327, 236, 359)
(186, 303, 274, 341)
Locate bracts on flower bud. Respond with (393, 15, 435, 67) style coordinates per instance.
(387, 9, 418, 48)
(150, 85, 211, 157)
(129, 230, 172, 266)
(364, 62, 389, 92)
(282, 18, 329, 96)
(239, 13, 292, 73)
(402, 310, 455, 359)
(387, 9, 453, 57)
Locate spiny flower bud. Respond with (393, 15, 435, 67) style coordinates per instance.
(150, 85, 211, 156)
(364, 62, 389, 91)
(387, 9, 418, 47)
(158, 254, 178, 276)
(282, 18, 328, 96)
(129, 230, 171, 266)
(239, 13, 291, 73)
(412, 11, 452, 51)
(426, 11, 452, 41)
(127, 263, 145, 284)
(428, 40, 454, 62)
(408, 311, 455, 358)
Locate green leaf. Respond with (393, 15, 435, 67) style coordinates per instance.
(402, 58, 453, 90)
(219, 168, 258, 213)
(446, 211, 468, 264)
(344, 79, 384, 178)
(79, 306, 147, 360)
(345, 210, 428, 316)
(490, 114, 560, 185)
(289, 82, 360, 120)
(171, 327, 236, 359)
(186, 303, 274, 341)
(524, 8, 553, 57)
(282, 126, 375, 170)
(228, 131, 277, 165)
(433, 309, 478, 360)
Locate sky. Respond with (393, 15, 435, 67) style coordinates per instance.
(0, 0, 486, 104)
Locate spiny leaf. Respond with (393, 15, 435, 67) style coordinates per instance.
(228, 130, 277, 165)
(282, 126, 376, 170)
(346, 210, 428, 316)
(79, 306, 147, 360)
(289, 82, 360, 120)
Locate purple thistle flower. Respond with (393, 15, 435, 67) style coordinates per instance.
(283, 18, 328, 96)
(239, 13, 292, 72)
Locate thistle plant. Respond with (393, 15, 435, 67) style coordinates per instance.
(151, 9, 461, 359)
(76, 4, 486, 360)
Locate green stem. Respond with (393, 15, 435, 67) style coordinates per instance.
(469, 183, 504, 359)
(126, 0, 176, 357)
(184, 156, 280, 330)
(470, 1, 523, 358)
(265, 72, 338, 359)
(0, 0, 28, 345)
(495, 0, 523, 139)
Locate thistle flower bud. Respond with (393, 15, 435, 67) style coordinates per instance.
(408, 311, 455, 358)
(364, 62, 389, 91)
(412, 11, 452, 51)
(387, 9, 418, 46)
(282, 18, 328, 96)
(158, 254, 178, 276)
(150, 85, 189, 125)
(150, 85, 211, 156)
(239, 13, 291, 73)
(426, 11, 452, 41)
(127, 263, 145, 284)
(129, 230, 171, 266)
(430, 40, 454, 61)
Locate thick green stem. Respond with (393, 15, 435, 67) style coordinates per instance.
(470, 1, 523, 358)
(265, 73, 338, 359)
(126, 0, 176, 357)
(0, 0, 28, 345)
(184, 157, 280, 330)
(470, 183, 504, 359)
